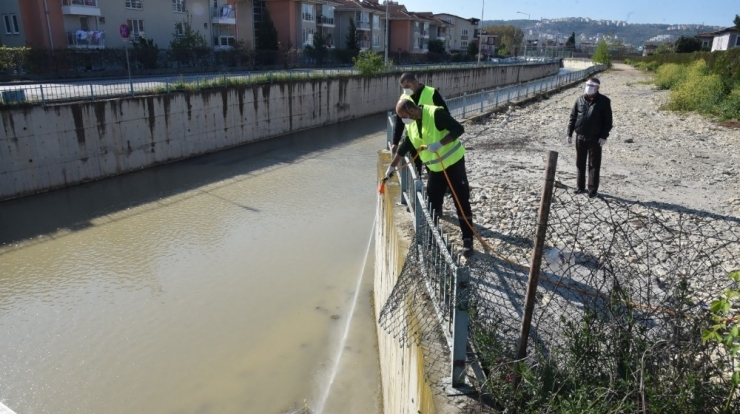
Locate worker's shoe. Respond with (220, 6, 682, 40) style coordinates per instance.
(462, 238, 474, 258)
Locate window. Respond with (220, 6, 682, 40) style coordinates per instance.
(172, 0, 187, 13)
(735, 36, 740, 47)
(80, 17, 89, 31)
(461, 41, 468, 47)
(174, 22, 185, 37)
(302, 27, 314, 45)
(3, 15, 19, 35)
(461, 29, 468, 36)
(373, 33, 379, 47)
(125, 0, 142, 10)
(302, 4, 314, 21)
(127, 19, 144, 40)
(373, 15, 379, 30)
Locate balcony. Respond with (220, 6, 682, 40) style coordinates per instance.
(316, 14, 334, 27)
(356, 21, 370, 31)
(302, 13, 314, 22)
(359, 40, 370, 49)
(62, 0, 101, 16)
(212, 5, 236, 25)
(67, 30, 105, 48)
(421, 30, 429, 38)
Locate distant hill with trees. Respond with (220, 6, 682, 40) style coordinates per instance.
(481, 18, 723, 47)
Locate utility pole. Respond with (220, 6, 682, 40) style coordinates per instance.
(517, 11, 530, 57)
(477, 0, 484, 64)
(384, 0, 389, 64)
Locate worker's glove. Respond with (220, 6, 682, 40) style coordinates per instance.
(384, 165, 396, 180)
(599, 138, 607, 147)
(567, 135, 572, 144)
(426, 141, 443, 153)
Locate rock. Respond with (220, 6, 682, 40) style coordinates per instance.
(624, 138, 634, 143)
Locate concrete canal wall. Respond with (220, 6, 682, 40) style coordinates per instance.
(0, 63, 559, 201)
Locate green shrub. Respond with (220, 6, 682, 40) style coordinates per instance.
(654, 63, 685, 89)
(719, 86, 740, 120)
(352, 50, 387, 75)
(668, 71, 726, 113)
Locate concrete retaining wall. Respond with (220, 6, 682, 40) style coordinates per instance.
(374, 151, 457, 414)
(0, 63, 559, 201)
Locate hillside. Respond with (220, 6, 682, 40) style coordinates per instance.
(481, 18, 723, 47)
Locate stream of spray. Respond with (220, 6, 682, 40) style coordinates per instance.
(314, 218, 376, 413)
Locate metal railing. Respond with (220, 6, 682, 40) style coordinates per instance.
(63, 0, 98, 6)
(0, 60, 582, 106)
(317, 15, 334, 25)
(67, 31, 106, 48)
(384, 63, 605, 387)
(212, 5, 235, 19)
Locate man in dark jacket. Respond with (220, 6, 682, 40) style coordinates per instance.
(567, 77, 613, 198)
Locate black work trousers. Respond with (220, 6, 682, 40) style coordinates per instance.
(575, 137, 602, 194)
(426, 156, 474, 241)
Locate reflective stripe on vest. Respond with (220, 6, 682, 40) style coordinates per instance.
(406, 105, 465, 172)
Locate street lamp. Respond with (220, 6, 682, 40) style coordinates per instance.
(516, 11, 530, 57)
(477, 0, 484, 65)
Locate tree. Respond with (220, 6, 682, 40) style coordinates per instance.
(467, 40, 479, 59)
(735, 14, 740, 31)
(346, 18, 359, 50)
(255, 8, 279, 50)
(427, 39, 445, 54)
(169, 22, 209, 67)
(565, 32, 576, 51)
(675, 35, 702, 53)
(592, 38, 611, 67)
(305, 32, 328, 66)
(479, 25, 524, 51)
(131, 37, 159, 69)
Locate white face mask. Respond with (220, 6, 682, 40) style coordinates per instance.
(401, 117, 415, 125)
(584, 85, 598, 95)
(402, 88, 414, 96)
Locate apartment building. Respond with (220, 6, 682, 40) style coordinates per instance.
(334, 0, 385, 51)
(434, 13, 478, 53)
(0, 0, 254, 51)
(0, 0, 67, 49)
(414, 12, 451, 52)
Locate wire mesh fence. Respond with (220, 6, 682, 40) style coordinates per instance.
(466, 180, 740, 411)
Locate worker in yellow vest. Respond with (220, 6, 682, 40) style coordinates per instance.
(385, 99, 474, 258)
(392, 73, 450, 176)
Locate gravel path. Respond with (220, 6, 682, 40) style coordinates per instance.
(462, 62, 740, 218)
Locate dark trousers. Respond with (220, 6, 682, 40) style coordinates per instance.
(575, 137, 602, 194)
(426, 156, 474, 240)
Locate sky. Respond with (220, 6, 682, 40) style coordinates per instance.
(391, 0, 737, 27)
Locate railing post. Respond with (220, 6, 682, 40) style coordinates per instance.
(514, 150, 558, 389)
(413, 179, 423, 232)
(166, 78, 170, 94)
(462, 93, 467, 118)
(399, 158, 408, 206)
(39, 85, 45, 105)
(480, 89, 484, 113)
(451, 266, 470, 388)
(90, 84, 94, 101)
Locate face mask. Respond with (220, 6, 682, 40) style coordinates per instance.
(401, 117, 415, 125)
(584, 85, 598, 95)
(402, 88, 413, 96)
